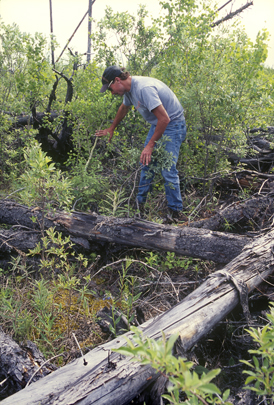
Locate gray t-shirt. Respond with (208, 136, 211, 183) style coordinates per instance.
(123, 76, 184, 126)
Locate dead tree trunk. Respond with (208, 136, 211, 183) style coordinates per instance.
(0, 330, 56, 399)
(0, 200, 251, 264)
(2, 228, 274, 405)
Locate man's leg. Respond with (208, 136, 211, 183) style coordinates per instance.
(161, 120, 186, 212)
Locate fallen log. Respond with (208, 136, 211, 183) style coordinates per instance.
(0, 200, 251, 263)
(189, 194, 274, 231)
(2, 228, 274, 405)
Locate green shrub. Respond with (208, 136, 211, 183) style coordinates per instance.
(115, 327, 232, 404)
(241, 302, 274, 404)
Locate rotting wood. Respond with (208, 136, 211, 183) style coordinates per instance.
(2, 228, 274, 405)
(0, 200, 251, 263)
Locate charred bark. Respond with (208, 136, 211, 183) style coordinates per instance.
(51, 66, 75, 155)
(190, 194, 274, 231)
(0, 329, 56, 400)
(46, 76, 59, 113)
(229, 129, 274, 171)
(0, 200, 251, 264)
(7, 63, 76, 163)
(12, 112, 58, 128)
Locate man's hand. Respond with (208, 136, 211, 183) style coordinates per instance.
(95, 128, 114, 143)
(140, 144, 154, 166)
(139, 104, 170, 165)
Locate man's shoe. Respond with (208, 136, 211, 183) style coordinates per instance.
(167, 209, 188, 223)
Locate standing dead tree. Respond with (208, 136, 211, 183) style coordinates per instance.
(212, 1, 253, 27)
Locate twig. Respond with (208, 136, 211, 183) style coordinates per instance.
(217, 0, 233, 13)
(189, 195, 207, 220)
(85, 136, 98, 171)
(234, 174, 244, 193)
(141, 281, 197, 287)
(165, 274, 180, 303)
(72, 333, 88, 366)
(258, 178, 269, 195)
(190, 390, 208, 405)
(212, 1, 253, 27)
(4, 187, 25, 199)
(0, 377, 8, 387)
(90, 258, 159, 281)
(72, 197, 82, 211)
(26, 353, 64, 387)
(125, 166, 142, 216)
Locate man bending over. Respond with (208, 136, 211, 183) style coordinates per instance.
(96, 66, 187, 220)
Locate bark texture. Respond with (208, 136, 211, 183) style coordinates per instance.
(0, 330, 56, 399)
(0, 200, 251, 264)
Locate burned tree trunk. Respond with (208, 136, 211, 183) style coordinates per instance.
(6, 62, 77, 163)
(0, 330, 56, 399)
(12, 112, 59, 128)
(2, 228, 274, 405)
(51, 68, 74, 155)
(0, 200, 251, 264)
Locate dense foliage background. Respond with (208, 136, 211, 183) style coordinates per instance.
(0, 0, 273, 209)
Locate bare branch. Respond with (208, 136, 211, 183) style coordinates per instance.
(212, 1, 253, 27)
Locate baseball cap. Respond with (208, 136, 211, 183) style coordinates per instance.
(100, 66, 123, 93)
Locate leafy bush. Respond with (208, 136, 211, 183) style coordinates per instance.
(19, 139, 73, 214)
(115, 327, 232, 404)
(242, 302, 274, 403)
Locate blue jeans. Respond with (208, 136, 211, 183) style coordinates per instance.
(136, 119, 186, 211)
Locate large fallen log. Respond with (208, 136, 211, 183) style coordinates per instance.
(0, 200, 251, 264)
(2, 228, 274, 405)
(189, 194, 274, 230)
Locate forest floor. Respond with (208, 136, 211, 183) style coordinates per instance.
(57, 178, 274, 403)
(1, 174, 274, 403)
(82, 176, 274, 403)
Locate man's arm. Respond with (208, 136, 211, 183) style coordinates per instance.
(140, 104, 170, 166)
(95, 103, 130, 142)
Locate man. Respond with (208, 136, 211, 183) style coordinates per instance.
(96, 65, 187, 220)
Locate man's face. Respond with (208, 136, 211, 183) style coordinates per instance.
(108, 77, 126, 96)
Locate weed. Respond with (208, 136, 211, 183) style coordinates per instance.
(161, 252, 192, 272)
(118, 258, 141, 329)
(100, 188, 129, 217)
